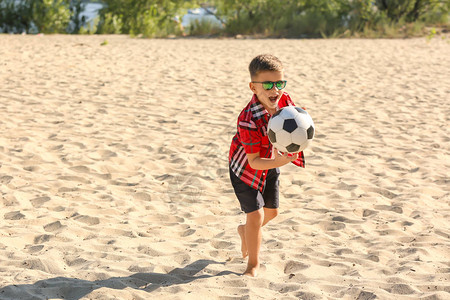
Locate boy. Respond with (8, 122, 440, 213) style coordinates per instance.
(228, 54, 305, 277)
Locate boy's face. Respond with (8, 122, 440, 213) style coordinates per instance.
(249, 70, 284, 115)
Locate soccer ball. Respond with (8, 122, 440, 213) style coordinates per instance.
(267, 106, 315, 153)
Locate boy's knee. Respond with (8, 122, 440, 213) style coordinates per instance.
(247, 209, 264, 225)
(272, 210, 279, 219)
(266, 208, 278, 219)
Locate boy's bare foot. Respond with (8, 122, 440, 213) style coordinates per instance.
(243, 263, 259, 277)
(237, 225, 248, 258)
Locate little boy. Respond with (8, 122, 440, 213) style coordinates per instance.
(228, 54, 305, 277)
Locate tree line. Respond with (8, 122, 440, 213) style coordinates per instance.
(0, 0, 448, 38)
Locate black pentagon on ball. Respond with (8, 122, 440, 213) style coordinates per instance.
(268, 129, 277, 144)
(283, 118, 298, 133)
(307, 125, 315, 139)
(295, 107, 307, 114)
(286, 143, 300, 153)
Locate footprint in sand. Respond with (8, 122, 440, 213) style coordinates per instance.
(363, 187, 399, 199)
(210, 240, 233, 250)
(0, 175, 13, 184)
(43, 221, 64, 232)
(355, 291, 377, 300)
(69, 165, 91, 173)
(133, 192, 152, 201)
(223, 279, 248, 288)
(384, 283, 416, 295)
(283, 260, 309, 274)
(65, 257, 89, 267)
(58, 175, 91, 184)
(22, 258, 63, 274)
(296, 291, 324, 300)
(374, 205, 403, 214)
(109, 179, 139, 186)
(87, 150, 117, 160)
(137, 246, 164, 256)
(4, 211, 25, 220)
(58, 186, 79, 193)
(266, 239, 284, 249)
(366, 254, 380, 262)
(74, 215, 100, 225)
(30, 196, 51, 208)
(33, 234, 52, 244)
(173, 254, 191, 265)
(268, 282, 301, 293)
(334, 248, 353, 255)
(319, 221, 346, 231)
(331, 215, 363, 224)
(25, 245, 44, 254)
(128, 265, 155, 273)
(362, 209, 378, 217)
(23, 166, 42, 172)
(179, 228, 196, 237)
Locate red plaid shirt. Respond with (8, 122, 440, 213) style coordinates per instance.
(229, 92, 305, 192)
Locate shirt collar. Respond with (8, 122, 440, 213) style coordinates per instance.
(250, 94, 273, 120)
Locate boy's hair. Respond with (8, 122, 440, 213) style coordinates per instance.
(249, 54, 283, 79)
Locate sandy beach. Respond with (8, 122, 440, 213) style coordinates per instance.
(0, 34, 449, 299)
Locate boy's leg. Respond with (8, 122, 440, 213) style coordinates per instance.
(237, 224, 248, 258)
(244, 208, 264, 277)
(244, 168, 279, 276)
(262, 207, 278, 226)
(238, 207, 278, 259)
(229, 168, 280, 276)
(230, 168, 265, 261)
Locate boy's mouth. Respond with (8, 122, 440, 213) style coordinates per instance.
(269, 96, 278, 103)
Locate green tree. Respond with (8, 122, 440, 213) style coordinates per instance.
(69, 0, 88, 34)
(0, 0, 447, 37)
(96, 0, 198, 37)
(0, 0, 33, 33)
(31, 0, 71, 33)
(0, 0, 71, 33)
(372, 0, 449, 23)
(210, 0, 449, 37)
(211, 0, 350, 37)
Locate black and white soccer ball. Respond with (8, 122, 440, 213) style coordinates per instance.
(267, 106, 315, 153)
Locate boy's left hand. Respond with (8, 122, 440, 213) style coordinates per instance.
(286, 152, 299, 161)
(275, 150, 298, 162)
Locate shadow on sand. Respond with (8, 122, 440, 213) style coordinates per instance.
(0, 259, 240, 300)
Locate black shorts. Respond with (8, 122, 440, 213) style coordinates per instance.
(229, 167, 280, 213)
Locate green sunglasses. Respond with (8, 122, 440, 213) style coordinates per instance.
(252, 80, 287, 90)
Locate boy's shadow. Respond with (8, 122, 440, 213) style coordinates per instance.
(0, 259, 240, 300)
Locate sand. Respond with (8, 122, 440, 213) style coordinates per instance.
(0, 34, 449, 300)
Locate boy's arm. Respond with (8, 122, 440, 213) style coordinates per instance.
(247, 151, 298, 170)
